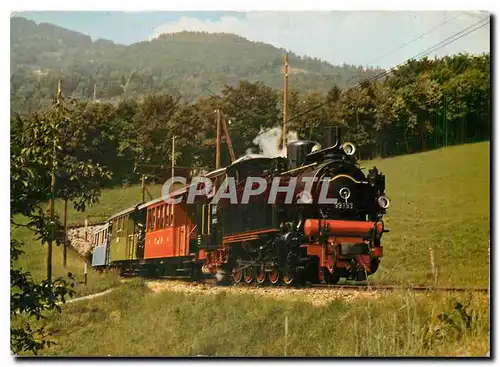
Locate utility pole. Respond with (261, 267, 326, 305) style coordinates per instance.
(171, 135, 175, 178)
(48, 80, 62, 283)
(216, 108, 221, 170)
(221, 114, 236, 162)
(63, 198, 68, 267)
(282, 53, 288, 150)
(141, 174, 146, 202)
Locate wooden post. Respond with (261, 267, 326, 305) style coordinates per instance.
(47, 172, 55, 283)
(429, 247, 437, 286)
(63, 198, 68, 267)
(216, 109, 221, 170)
(47, 79, 62, 283)
(282, 53, 288, 150)
(84, 218, 88, 241)
(284, 315, 289, 356)
(84, 261, 88, 286)
(141, 174, 145, 202)
(93, 83, 97, 101)
(221, 115, 236, 162)
(171, 135, 175, 179)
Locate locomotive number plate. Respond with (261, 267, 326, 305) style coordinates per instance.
(335, 202, 354, 210)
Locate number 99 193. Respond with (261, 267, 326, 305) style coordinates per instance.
(335, 202, 354, 210)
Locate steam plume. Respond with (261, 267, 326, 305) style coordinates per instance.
(252, 127, 298, 157)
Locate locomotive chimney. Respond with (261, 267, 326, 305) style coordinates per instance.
(324, 125, 343, 148)
(287, 140, 318, 169)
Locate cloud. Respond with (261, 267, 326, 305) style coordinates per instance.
(151, 11, 490, 68)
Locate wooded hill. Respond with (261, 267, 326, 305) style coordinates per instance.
(10, 16, 382, 114)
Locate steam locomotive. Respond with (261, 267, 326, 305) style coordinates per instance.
(91, 127, 389, 285)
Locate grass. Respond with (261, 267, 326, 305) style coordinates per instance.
(12, 216, 121, 297)
(54, 183, 164, 227)
(363, 142, 490, 288)
(36, 280, 489, 357)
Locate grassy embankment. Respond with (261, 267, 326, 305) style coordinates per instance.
(39, 280, 489, 356)
(367, 141, 490, 288)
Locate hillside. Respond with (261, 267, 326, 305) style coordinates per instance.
(367, 141, 490, 287)
(10, 16, 383, 114)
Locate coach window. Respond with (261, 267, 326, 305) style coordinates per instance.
(166, 205, 169, 227)
(162, 205, 167, 228)
(165, 204, 170, 227)
(148, 209, 152, 231)
(154, 208, 158, 231)
(163, 204, 168, 228)
(158, 206, 163, 229)
(156, 206, 161, 229)
(154, 207, 158, 229)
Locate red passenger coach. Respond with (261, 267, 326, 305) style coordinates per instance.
(137, 184, 208, 276)
(143, 200, 195, 259)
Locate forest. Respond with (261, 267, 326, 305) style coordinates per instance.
(11, 52, 491, 187)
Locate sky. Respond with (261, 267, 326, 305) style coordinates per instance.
(14, 10, 490, 68)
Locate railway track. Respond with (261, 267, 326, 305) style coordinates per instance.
(310, 283, 490, 293)
(120, 271, 489, 294)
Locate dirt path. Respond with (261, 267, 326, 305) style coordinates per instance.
(58, 288, 116, 305)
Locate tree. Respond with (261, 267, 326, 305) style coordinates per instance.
(221, 81, 280, 156)
(10, 98, 111, 355)
(133, 94, 180, 167)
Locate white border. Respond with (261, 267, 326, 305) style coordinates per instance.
(2, 0, 497, 364)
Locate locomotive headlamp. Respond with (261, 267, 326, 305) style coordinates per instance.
(311, 143, 322, 153)
(342, 142, 356, 156)
(297, 190, 313, 204)
(339, 187, 351, 200)
(377, 195, 390, 209)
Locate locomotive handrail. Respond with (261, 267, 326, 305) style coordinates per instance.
(329, 174, 368, 184)
(279, 162, 318, 175)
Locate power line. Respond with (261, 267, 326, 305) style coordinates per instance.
(350, 16, 489, 90)
(365, 12, 465, 68)
(284, 16, 490, 125)
(409, 17, 490, 61)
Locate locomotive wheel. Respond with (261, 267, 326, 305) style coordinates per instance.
(268, 269, 280, 285)
(370, 258, 380, 274)
(328, 272, 340, 285)
(256, 267, 267, 284)
(244, 268, 254, 284)
(282, 271, 294, 285)
(233, 268, 243, 284)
